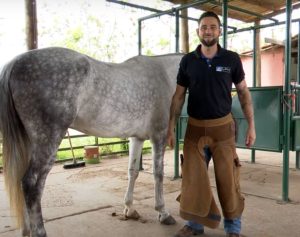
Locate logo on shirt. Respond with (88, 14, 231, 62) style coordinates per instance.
(216, 66, 231, 73)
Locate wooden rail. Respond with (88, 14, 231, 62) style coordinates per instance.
(0, 134, 151, 165)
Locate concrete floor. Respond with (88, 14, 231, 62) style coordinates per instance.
(0, 149, 300, 237)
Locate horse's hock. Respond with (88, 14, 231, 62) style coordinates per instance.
(84, 146, 100, 164)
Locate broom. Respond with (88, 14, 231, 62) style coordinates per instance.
(63, 130, 85, 169)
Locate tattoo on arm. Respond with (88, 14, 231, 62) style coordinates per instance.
(169, 94, 185, 129)
(237, 85, 254, 126)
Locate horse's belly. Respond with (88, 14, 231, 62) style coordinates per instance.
(71, 112, 150, 139)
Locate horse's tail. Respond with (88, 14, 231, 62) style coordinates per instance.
(0, 61, 31, 228)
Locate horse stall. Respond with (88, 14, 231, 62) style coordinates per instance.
(176, 86, 300, 176)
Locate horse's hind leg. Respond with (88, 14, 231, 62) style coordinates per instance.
(151, 137, 176, 225)
(21, 150, 56, 237)
(22, 129, 64, 237)
(21, 206, 30, 236)
(124, 137, 144, 219)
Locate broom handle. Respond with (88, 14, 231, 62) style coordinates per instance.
(66, 130, 76, 162)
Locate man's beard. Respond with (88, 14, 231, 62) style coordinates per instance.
(200, 37, 218, 47)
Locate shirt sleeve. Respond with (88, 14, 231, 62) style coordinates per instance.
(177, 55, 189, 87)
(232, 53, 245, 85)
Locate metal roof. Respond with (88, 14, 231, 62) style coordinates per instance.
(163, 0, 300, 22)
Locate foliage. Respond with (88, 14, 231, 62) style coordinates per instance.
(36, 0, 180, 61)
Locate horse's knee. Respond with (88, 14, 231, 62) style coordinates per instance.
(128, 168, 139, 179)
(154, 172, 163, 183)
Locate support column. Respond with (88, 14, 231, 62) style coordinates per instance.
(138, 20, 142, 55)
(251, 27, 257, 163)
(25, 0, 38, 49)
(222, 0, 228, 49)
(181, 8, 189, 53)
(255, 20, 261, 87)
(296, 21, 300, 170)
(175, 10, 180, 53)
(282, 0, 292, 202)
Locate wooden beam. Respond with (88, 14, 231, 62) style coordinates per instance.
(265, 37, 285, 45)
(254, 20, 261, 87)
(264, 2, 300, 18)
(180, 7, 189, 53)
(25, 0, 38, 50)
(237, 0, 279, 10)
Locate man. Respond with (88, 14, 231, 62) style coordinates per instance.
(167, 11, 256, 237)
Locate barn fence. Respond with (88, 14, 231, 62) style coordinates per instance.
(0, 133, 152, 167)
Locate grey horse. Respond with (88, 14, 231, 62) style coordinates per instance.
(0, 47, 183, 237)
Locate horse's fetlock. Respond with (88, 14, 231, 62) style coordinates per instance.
(21, 228, 31, 237)
(155, 204, 164, 212)
(124, 199, 132, 206)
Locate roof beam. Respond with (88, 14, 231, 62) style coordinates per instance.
(264, 2, 300, 18)
(238, 0, 281, 11)
(265, 37, 284, 45)
(106, 0, 198, 21)
(210, 0, 279, 22)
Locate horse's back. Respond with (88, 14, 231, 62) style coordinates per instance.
(2, 48, 184, 140)
(72, 53, 183, 138)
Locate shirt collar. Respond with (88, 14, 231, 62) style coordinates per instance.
(194, 44, 224, 59)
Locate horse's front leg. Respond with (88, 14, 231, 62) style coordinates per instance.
(124, 137, 144, 219)
(152, 138, 176, 225)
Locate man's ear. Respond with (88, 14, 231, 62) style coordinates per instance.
(219, 27, 223, 36)
(196, 28, 199, 35)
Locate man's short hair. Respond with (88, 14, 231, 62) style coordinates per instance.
(198, 11, 221, 27)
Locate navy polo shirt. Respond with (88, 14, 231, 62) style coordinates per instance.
(177, 44, 245, 119)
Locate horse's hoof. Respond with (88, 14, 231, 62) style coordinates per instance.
(125, 210, 140, 220)
(159, 214, 176, 225)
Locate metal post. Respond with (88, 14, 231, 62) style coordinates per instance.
(173, 10, 180, 177)
(222, 0, 228, 49)
(251, 28, 257, 163)
(139, 153, 144, 171)
(296, 21, 300, 170)
(296, 152, 300, 169)
(174, 122, 180, 179)
(138, 20, 142, 55)
(173, 9, 180, 178)
(282, 0, 292, 202)
(175, 10, 180, 53)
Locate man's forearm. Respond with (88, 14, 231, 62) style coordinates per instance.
(237, 87, 255, 127)
(169, 96, 185, 130)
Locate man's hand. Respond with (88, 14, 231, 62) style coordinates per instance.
(166, 127, 175, 150)
(245, 126, 256, 148)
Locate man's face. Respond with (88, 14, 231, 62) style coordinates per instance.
(197, 16, 221, 47)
